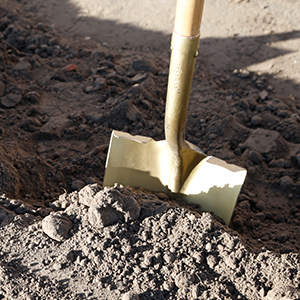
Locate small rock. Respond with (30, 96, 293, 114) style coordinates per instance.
(277, 110, 291, 118)
(239, 99, 250, 110)
(255, 200, 265, 211)
(268, 158, 286, 168)
(175, 271, 195, 288)
(279, 176, 294, 188)
(265, 286, 300, 300)
(256, 212, 265, 221)
(249, 150, 263, 164)
(42, 213, 73, 242)
(125, 100, 142, 122)
(24, 91, 41, 104)
(114, 64, 126, 75)
(0, 93, 22, 108)
(121, 291, 139, 300)
(275, 232, 288, 243)
(71, 180, 85, 191)
(163, 252, 175, 264)
(131, 72, 148, 83)
(88, 187, 141, 228)
(163, 281, 175, 291)
(84, 85, 94, 93)
(237, 69, 251, 78)
(94, 77, 107, 90)
(206, 255, 218, 268)
(131, 58, 158, 74)
(251, 115, 262, 126)
(259, 90, 268, 100)
(12, 60, 32, 74)
(78, 184, 102, 207)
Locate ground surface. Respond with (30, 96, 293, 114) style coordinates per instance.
(0, 0, 300, 299)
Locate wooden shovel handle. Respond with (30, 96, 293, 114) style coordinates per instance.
(174, 0, 205, 37)
(165, 0, 205, 192)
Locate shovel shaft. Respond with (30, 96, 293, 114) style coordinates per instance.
(174, 0, 205, 37)
(165, 0, 205, 192)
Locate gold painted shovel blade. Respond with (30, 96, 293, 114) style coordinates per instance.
(103, 130, 247, 225)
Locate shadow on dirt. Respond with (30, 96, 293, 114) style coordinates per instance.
(22, 0, 300, 97)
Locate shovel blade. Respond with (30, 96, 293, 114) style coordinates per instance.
(104, 130, 247, 224)
(180, 156, 247, 225)
(103, 131, 172, 194)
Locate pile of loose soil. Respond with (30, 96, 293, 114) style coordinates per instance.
(0, 0, 300, 299)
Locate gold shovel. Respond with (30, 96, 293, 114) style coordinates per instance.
(103, 0, 247, 225)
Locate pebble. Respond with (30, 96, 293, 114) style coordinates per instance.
(251, 115, 262, 126)
(88, 187, 140, 228)
(163, 280, 175, 291)
(131, 58, 158, 74)
(71, 180, 85, 191)
(249, 150, 263, 164)
(12, 60, 32, 74)
(124, 100, 142, 122)
(78, 184, 102, 207)
(42, 213, 73, 242)
(24, 91, 41, 104)
(175, 271, 195, 288)
(255, 201, 265, 211)
(268, 159, 286, 168)
(121, 291, 139, 300)
(0, 93, 22, 108)
(163, 252, 175, 264)
(206, 255, 218, 268)
(258, 90, 268, 100)
(131, 72, 148, 83)
(94, 77, 107, 90)
(239, 99, 250, 110)
(279, 176, 294, 188)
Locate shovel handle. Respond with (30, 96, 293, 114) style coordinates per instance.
(174, 0, 205, 37)
(165, 0, 205, 192)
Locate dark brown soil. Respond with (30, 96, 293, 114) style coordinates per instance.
(0, 0, 300, 299)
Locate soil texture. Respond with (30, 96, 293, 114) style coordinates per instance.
(0, 0, 300, 299)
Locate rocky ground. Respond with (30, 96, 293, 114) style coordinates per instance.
(0, 0, 300, 299)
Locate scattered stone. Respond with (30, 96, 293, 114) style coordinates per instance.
(265, 286, 300, 300)
(258, 90, 268, 100)
(175, 271, 195, 288)
(206, 255, 218, 268)
(239, 99, 250, 110)
(88, 187, 141, 228)
(12, 60, 32, 74)
(124, 100, 142, 122)
(131, 72, 148, 83)
(71, 180, 85, 191)
(131, 57, 158, 74)
(249, 150, 263, 164)
(121, 291, 139, 300)
(268, 158, 286, 168)
(78, 184, 102, 207)
(279, 175, 294, 188)
(0, 93, 22, 108)
(24, 91, 41, 104)
(251, 115, 262, 126)
(245, 128, 289, 159)
(237, 69, 252, 78)
(42, 212, 73, 242)
(94, 77, 107, 90)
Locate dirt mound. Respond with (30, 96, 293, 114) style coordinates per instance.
(1, 185, 300, 299)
